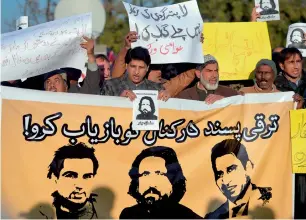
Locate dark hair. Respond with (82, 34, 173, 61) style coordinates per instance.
(138, 96, 155, 114)
(60, 67, 82, 81)
(128, 146, 186, 203)
(290, 28, 305, 42)
(259, 0, 276, 9)
(125, 47, 151, 67)
(47, 143, 99, 179)
(95, 54, 109, 63)
(211, 139, 253, 180)
(272, 52, 282, 75)
(196, 60, 218, 71)
(279, 47, 303, 64)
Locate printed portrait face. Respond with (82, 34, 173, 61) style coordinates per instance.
(55, 158, 95, 204)
(255, 64, 275, 90)
(280, 54, 303, 79)
(138, 157, 172, 205)
(127, 59, 148, 85)
(214, 154, 249, 202)
(260, 0, 273, 10)
(140, 98, 152, 114)
(198, 63, 219, 90)
(45, 74, 68, 93)
(291, 30, 303, 43)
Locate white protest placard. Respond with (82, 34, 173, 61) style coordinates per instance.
(255, 0, 280, 22)
(132, 90, 159, 131)
(123, 1, 204, 64)
(1, 13, 92, 81)
(286, 23, 306, 57)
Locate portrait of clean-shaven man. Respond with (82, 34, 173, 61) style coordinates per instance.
(204, 139, 272, 219)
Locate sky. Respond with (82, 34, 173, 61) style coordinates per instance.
(1, 0, 25, 33)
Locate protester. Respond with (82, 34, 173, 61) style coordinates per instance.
(240, 59, 304, 109)
(43, 36, 100, 94)
(111, 31, 201, 97)
(96, 54, 111, 81)
(176, 55, 239, 104)
(100, 46, 170, 101)
(275, 47, 306, 108)
(60, 67, 82, 88)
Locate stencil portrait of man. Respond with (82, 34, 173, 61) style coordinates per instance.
(204, 139, 272, 219)
(41, 143, 99, 219)
(288, 28, 306, 49)
(120, 146, 201, 219)
(136, 96, 158, 120)
(259, 0, 279, 15)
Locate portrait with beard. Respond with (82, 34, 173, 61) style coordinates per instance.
(42, 143, 99, 219)
(204, 139, 272, 219)
(258, 0, 279, 15)
(136, 96, 158, 120)
(119, 146, 201, 219)
(288, 28, 306, 49)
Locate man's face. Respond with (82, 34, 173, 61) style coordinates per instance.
(138, 157, 172, 205)
(45, 74, 67, 92)
(261, 0, 272, 10)
(148, 70, 162, 83)
(280, 54, 302, 79)
(291, 31, 303, 43)
(255, 65, 274, 90)
(96, 58, 111, 80)
(140, 99, 152, 114)
(215, 154, 248, 202)
(56, 159, 94, 204)
(198, 63, 219, 90)
(127, 59, 148, 85)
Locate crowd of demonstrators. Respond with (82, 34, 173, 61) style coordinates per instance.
(1, 6, 306, 110)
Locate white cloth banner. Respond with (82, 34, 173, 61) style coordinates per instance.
(123, 0, 204, 64)
(1, 13, 92, 81)
(286, 23, 306, 57)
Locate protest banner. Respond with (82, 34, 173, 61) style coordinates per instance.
(290, 109, 306, 173)
(1, 86, 293, 219)
(255, 0, 280, 22)
(203, 22, 271, 81)
(1, 13, 92, 81)
(123, 1, 204, 64)
(286, 23, 306, 57)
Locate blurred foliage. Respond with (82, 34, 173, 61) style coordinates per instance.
(98, 0, 306, 53)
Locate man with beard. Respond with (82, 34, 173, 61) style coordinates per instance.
(259, 0, 279, 15)
(120, 146, 201, 219)
(176, 55, 239, 104)
(136, 96, 157, 120)
(204, 139, 272, 219)
(288, 28, 306, 49)
(41, 143, 99, 219)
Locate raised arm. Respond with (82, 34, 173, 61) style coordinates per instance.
(112, 31, 138, 78)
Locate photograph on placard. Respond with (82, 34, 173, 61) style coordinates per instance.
(286, 23, 306, 57)
(255, 0, 280, 22)
(132, 90, 159, 130)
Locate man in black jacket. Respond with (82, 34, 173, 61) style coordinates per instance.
(275, 47, 306, 108)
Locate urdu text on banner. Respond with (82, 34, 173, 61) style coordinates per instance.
(1, 13, 92, 81)
(1, 86, 294, 219)
(123, 0, 204, 64)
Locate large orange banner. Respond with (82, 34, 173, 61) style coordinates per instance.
(1, 87, 294, 219)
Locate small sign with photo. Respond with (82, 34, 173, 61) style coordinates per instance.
(255, 0, 280, 22)
(286, 23, 306, 57)
(132, 90, 159, 130)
